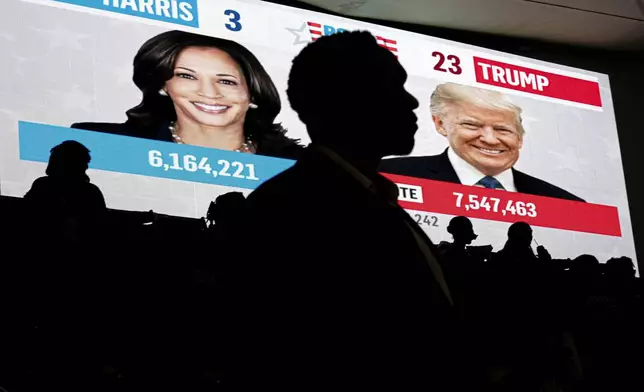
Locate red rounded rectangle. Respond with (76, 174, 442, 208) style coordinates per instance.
(384, 173, 621, 237)
(473, 56, 602, 107)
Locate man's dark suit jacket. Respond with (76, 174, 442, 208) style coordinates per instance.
(379, 149, 585, 202)
(221, 146, 472, 390)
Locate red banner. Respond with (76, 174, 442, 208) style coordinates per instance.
(473, 56, 602, 107)
(384, 173, 621, 237)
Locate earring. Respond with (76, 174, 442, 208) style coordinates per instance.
(249, 103, 258, 109)
(159, 89, 168, 96)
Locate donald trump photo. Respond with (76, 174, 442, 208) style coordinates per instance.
(380, 82, 585, 202)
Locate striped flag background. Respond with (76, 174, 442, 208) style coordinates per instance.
(376, 36, 398, 57)
(306, 21, 398, 57)
(307, 21, 323, 40)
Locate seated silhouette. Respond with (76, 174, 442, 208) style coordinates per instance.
(567, 254, 602, 300)
(439, 216, 478, 250)
(438, 216, 492, 263)
(222, 31, 468, 391)
(437, 216, 490, 320)
(206, 191, 246, 228)
(492, 221, 552, 266)
(605, 256, 636, 281)
(485, 222, 579, 391)
(24, 140, 106, 240)
(571, 254, 601, 279)
(603, 256, 638, 300)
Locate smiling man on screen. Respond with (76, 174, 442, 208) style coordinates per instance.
(380, 82, 585, 202)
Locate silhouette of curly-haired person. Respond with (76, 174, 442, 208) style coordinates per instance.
(605, 256, 636, 282)
(603, 256, 638, 308)
(222, 31, 471, 391)
(595, 256, 641, 392)
(24, 140, 106, 242)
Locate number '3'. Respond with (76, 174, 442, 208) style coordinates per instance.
(224, 9, 242, 32)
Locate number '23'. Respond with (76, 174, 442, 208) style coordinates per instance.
(224, 9, 242, 32)
(432, 51, 462, 75)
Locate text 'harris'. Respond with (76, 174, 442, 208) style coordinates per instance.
(53, 0, 199, 27)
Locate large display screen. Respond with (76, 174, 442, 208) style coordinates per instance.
(0, 0, 636, 269)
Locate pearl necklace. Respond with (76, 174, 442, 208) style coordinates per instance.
(169, 122, 254, 153)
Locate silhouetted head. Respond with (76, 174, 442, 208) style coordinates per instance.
(127, 30, 283, 142)
(571, 254, 600, 278)
(287, 31, 419, 158)
(447, 216, 477, 245)
(605, 256, 636, 280)
(46, 140, 91, 180)
(211, 191, 246, 225)
(506, 221, 532, 247)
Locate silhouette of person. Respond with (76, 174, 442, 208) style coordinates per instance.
(437, 216, 485, 278)
(206, 191, 246, 228)
(605, 256, 636, 281)
(486, 223, 577, 390)
(493, 221, 553, 266)
(441, 216, 478, 249)
(603, 256, 638, 303)
(571, 254, 601, 280)
(222, 31, 467, 391)
(566, 254, 602, 316)
(505, 221, 533, 249)
(24, 140, 106, 241)
(437, 216, 489, 322)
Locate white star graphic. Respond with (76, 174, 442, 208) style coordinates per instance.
(285, 22, 311, 46)
(35, 25, 90, 51)
(0, 108, 19, 121)
(0, 108, 20, 139)
(556, 107, 584, 124)
(596, 136, 622, 162)
(50, 85, 94, 113)
(548, 147, 590, 172)
(107, 17, 133, 28)
(521, 115, 539, 134)
(10, 54, 29, 75)
(104, 64, 134, 86)
(0, 32, 15, 42)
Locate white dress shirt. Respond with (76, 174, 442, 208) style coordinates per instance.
(447, 148, 517, 192)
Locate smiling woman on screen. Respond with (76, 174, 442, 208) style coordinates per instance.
(73, 30, 302, 159)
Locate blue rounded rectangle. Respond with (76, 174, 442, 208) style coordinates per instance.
(19, 121, 296, 189)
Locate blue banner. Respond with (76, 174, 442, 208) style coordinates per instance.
(53, 0, 200, 28)
(19, 121, 296, 190)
